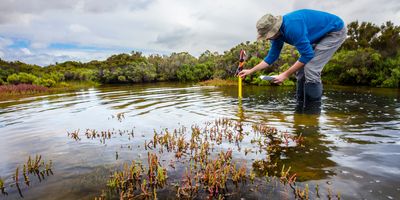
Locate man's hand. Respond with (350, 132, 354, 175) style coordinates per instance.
(273, 73, 288, 84)
(237, 60, 269, 79)
(273, 61, 305, 84)
(238, 69, 253, 79)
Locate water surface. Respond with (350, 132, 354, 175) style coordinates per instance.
(0, 83, 399, 199)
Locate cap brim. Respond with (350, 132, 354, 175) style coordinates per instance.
(265, 32, 277, 40)
(257, 33, 265, 41)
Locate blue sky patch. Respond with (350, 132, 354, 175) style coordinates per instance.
(48, 42, 107, 51)
(6, 38, 30, 49)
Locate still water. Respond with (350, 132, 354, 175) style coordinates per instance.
(0, 83, 399, 199)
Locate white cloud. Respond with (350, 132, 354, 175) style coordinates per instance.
(0, 37, 13, 48)
(21, 48, 32, 55)
(30, 42, 47, 49)
(0, 0, 399, 66)
(68, 24, 90, 33)
(1, 47, 123, 66)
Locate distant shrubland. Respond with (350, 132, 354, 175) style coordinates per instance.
(0, 21, 399, 89)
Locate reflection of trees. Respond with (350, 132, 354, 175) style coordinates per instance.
(218, 85, 295, 102)
(323, 87, 399, 132)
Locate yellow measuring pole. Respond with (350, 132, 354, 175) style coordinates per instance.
(237, 49, 246, 99)
(238, 77, 242, 98)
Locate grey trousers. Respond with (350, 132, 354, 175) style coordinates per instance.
(296, 27, 347, 83)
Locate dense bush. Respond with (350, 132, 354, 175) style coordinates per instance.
(378, 56, 400, 87)
(323, 48, 382, 85)
(7, 73, 38, 84)
(176, 63, 213, 82)
(99, 61, 157, 83)
(34, 78, 57, 87)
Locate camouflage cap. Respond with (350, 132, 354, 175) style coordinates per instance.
(256, 14, 283, 40)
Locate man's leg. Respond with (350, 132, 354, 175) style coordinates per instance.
(295, 68, 305, 112)
(303, 27, 347, 109)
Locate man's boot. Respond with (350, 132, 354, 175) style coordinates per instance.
(304, 82, 322, 114)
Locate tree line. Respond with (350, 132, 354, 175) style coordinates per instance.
(0, 21, 399, 88)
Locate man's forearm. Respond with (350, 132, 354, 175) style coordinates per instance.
(250, 60, 269, 73)
(282, 60, 305, 77)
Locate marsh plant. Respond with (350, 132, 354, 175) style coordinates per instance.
(0, 177, 6, 195)
(65, 118, 342, 199)
(0, 155, 53, 197)
(84, 118, 340, 199)
(68, 128, 135, 144)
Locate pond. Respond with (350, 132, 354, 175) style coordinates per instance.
(0, 83, 399, 199)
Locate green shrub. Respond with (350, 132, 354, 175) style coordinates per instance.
(177, 63, 213, 82)
(7, 73, 38, 84)
(34, 78, 56, 87)
(59, 82, 69, 87)
(18, 73, 39, 84)
(323, 48, 382, 85)
(381, 66, 400, 87)
(6, 74, 19, 84)
(212, 69, 228, 79)
(118, 75, 127, 82)
(43, 72, 65, 82)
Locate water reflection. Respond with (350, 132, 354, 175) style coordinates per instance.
(0, 83, 399, 199)
(290, 111, 336, 181)
(236, 99, 244, 134)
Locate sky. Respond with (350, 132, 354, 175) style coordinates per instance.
(0, 0, 399, 66)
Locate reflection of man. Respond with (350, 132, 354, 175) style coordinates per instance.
(288, 112, 336, 181)
(239, 9, 347, 110)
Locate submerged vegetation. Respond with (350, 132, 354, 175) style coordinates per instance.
(66, 117, 341, 199)
(0, 20, 399, 93)
(0, 155, 53, 197)
(0, 177, 5, 195)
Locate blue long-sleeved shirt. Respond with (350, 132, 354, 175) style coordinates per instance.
(264, 9, 344, 65)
